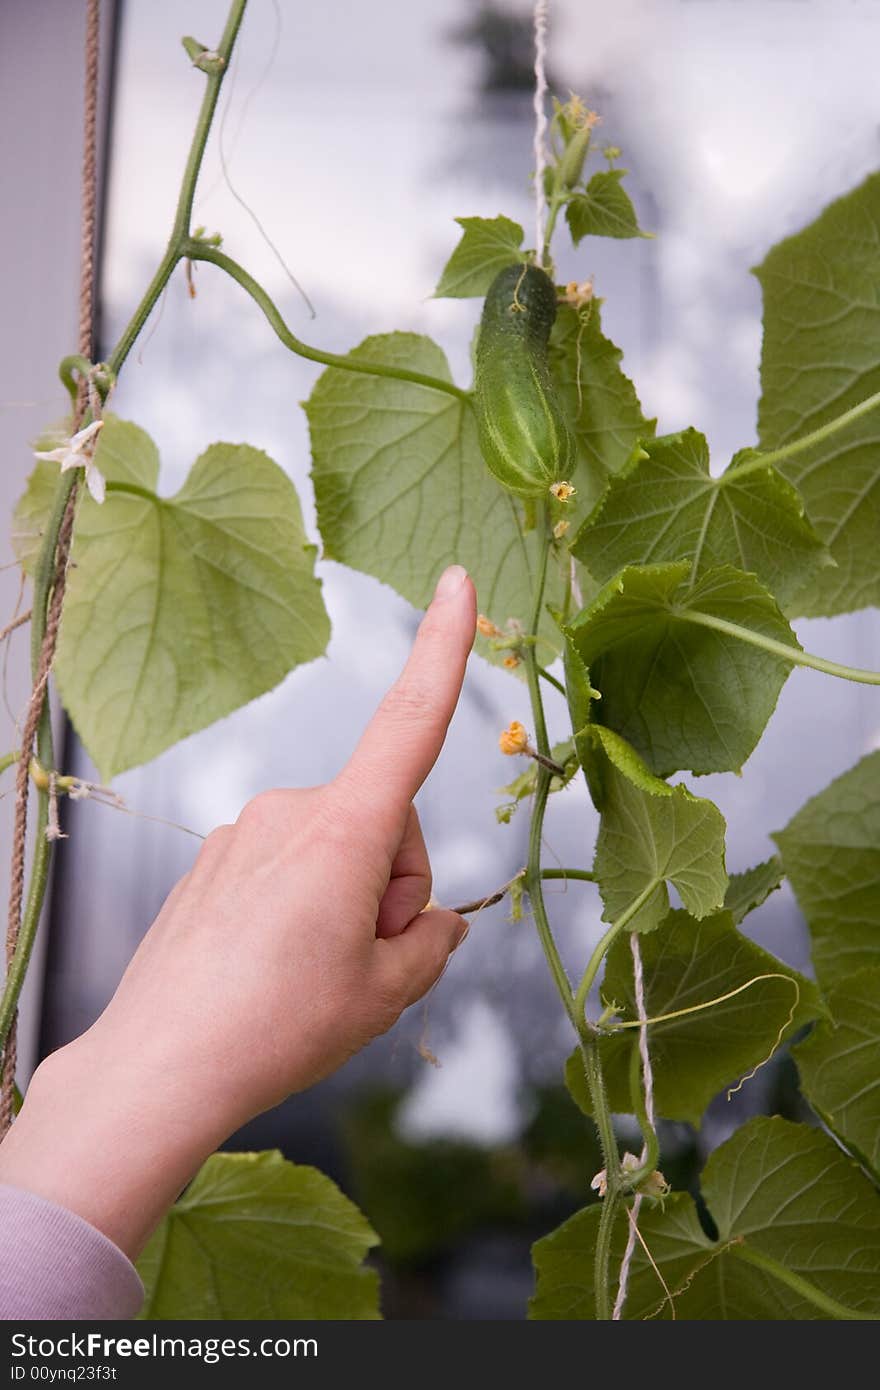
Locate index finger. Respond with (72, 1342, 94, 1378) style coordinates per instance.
(335, 565, 476, 832)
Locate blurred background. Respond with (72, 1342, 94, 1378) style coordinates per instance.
(3, 0, 880, 1318)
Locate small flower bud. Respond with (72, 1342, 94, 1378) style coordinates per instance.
(638, 1169, 670, 1201)
(477, 614, 503, 639)
(181, 36, 226, 74)
(559, 279, 594, 311)
(499, 721, 529, 756)
(553, 519, 570, 540)
(609, 1152, 671, 1200)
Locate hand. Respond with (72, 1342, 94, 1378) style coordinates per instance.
(0, 564, 477, 1257)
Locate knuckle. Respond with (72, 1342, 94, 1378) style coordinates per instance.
(236, 788, 295, 831)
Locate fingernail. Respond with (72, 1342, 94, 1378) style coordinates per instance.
(433, 564, 468, 601)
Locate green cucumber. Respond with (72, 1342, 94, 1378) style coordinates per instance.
(474, 264, 575, 498)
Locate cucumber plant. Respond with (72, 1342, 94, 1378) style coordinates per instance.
(4, 0, 880, 1320)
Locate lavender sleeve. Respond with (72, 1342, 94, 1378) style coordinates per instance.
(0, 1185, 143, 1320)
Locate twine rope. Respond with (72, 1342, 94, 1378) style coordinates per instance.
(532, 0, 549, 263)
(0, 0, 101, 1134)
(612, 932, 656, 1320)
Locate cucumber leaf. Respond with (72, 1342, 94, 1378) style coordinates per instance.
(531, 1118, 880, 1319)
(566, 908, 822, 1125)
(138, 1151, 380, 1320)
(795, 966, 880, 1181)
(14, 417, 330, 779)
(549, 302, 656, 517)
(434, 215, 527, 298)
(723, 855, 784, 925)
(774, 750, 880, 990)
(572, 428, 830, 610)
(570, 561, 796, 777)
(755, 169, 880, 616)
(593, 736, 728, 934)
(565, 170, 651, 243)
(306, 332, 566, 669)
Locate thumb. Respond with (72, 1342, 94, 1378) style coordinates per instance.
(372, 907, 467, 1011)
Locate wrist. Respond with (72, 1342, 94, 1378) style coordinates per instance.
(0, 1023, 225, 1260)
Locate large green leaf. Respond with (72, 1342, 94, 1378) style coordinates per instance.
(138, 1151, 380, 1320)
(531, 1118, 880, 1319)
(566, 909, 822, 1125)
(14, 416, 330, 779)
(530, 1192, 712, 1320)
(774, 750, 880, 990)
(795, 966, 880, 1181)
(677, 1118, 880, 1319)
(723, 856, 784, 925)
(565, 170, 650, 243)
(593, 740, 728, 934)
(755, 170, 880, 616)
(433, 215, 527, 298)
(549, 302, 655, 516)
(572, 428, 830, 610)
(306, 332, 566, 666)
(570, 561, 796, 776)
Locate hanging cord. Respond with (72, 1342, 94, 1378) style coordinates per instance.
(0, 0, 101, 1134)
(612, 932, 656, 1320)
(532, 0, 549, 264)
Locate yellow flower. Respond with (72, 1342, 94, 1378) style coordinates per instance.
(499, 721, 529, 756)
(477, 614, 503, 639)
(563, 94, 601, 132)
(550, 480, 576, 502)
(503, 654, 521, 671)
(560, 278, 594, 311)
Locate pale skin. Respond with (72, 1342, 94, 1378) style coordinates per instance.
(0, 564, 477, 1261)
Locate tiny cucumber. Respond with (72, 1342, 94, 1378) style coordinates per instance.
(474, 264, 576, 498)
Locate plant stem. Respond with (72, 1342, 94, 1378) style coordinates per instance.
(0, 753, 18, 778)
(729, 388, 880, 478)
(522, 507, 621, 1320)
(171, 6, 248, 242)
(680, 609, 880, 685)
(108, 2, 249, 376)
(522, 513, 577, 1027)
(580, 1035, 620, 1320)
(542, 198, 564, 268)
(728, 1244, 877, 1320)
(573, 878, 659, 1027)
(1, 0, 249, 1067)
(183, 242, 471, 403)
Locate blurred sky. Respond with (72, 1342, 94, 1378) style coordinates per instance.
(38, 0, 880, 1148)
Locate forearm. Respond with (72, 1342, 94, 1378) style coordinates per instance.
(0, 1023, 224, 1261)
